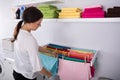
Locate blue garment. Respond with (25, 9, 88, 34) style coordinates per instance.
(38, 53, 59, 75)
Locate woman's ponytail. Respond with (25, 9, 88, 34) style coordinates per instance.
(13, 20, 23, 42)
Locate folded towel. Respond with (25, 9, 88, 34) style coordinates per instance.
(84, 8, 103, 13)
(113, 6, 120, 9)
(43, 13, 58, 16)
(84, 5, 102, 9)
(84, 5, 103, 13)
(61, 8, 81, 12)
(40, 9, 57, 14)
(107, 8, 120, 14)
(59, 12, 80, 16)
(106, 13, 120, 17)
(44, 15, 58, 18)
(82, 11, 105, 18)
(38, 7, 57, 11)
(59, 15, 80, 18)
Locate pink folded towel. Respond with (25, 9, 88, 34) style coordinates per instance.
(85, 5, 102, 9)
(84, 5, 103, 13)
(82, 11, 105, 18)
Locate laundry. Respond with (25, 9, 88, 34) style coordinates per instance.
(61, 8, 82, 12)
(68, 50, 94, 62)
(59, 15, 80, 18)
(37, 4, 59, 18)
(58, 59, 91, 80)
(82, 5, 105, 18)
(84, 5, 103, 13)
(59, 12, 80, 16)
(37, 4, 57, 9)
(69, 49, 94, 54)
(39, 53, 59, 75)
(64, 56, 85, 62)
(82, 11, 105, 18)
(59, 8, 82, 18)
(106, 6, 120, 17)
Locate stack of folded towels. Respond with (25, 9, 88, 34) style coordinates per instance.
(59, 8, 82, 18)
(82, 5, 105, 18)
(106, 6, 120, 17)
(37, 4, 59, 18)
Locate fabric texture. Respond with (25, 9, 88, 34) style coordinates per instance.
(58, 59, 91, 80)
(39, 53, 59, 75)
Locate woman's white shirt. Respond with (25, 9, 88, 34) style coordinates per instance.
(13, 29, 43, 79)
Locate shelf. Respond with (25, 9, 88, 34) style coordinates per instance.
(14, 18, 120, 23)
(57, 18, 120, 23)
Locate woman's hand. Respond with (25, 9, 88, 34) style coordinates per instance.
(40, 67, 52, 78)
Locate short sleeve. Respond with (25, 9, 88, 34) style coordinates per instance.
(24, 36, 43, 73)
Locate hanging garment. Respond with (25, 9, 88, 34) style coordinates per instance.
(58, 59, 91, 80)
(64, 56, 85, 62)
(68, 50, 94, 62)
(39, 53, 59, 75)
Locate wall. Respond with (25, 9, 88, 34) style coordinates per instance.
(0, 0, 120, 80)
(0, 0, 15, 48)
(45, 22, 120, 80)
(46, 0, 120, 80)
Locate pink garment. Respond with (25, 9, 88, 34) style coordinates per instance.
(58, 59, 91, 80)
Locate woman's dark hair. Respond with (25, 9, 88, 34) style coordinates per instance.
(13, 6, 43, 42)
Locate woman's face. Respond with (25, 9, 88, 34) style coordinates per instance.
(31, 18, 43, 30)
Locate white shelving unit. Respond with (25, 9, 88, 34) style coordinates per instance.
(14, 18, 120, 23)
(57, 18, 120, 23)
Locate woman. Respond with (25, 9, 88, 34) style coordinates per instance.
(12, 6, 56, 80)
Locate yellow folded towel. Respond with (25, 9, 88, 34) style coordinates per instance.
(59, 12, 80, 16)
(61, 8, 82, 12)
(59, 15, 80, 18)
